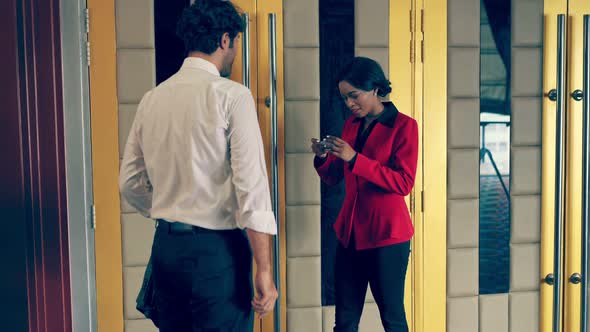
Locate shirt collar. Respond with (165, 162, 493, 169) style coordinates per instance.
(352, 101, 399, 128)
(181, 57, 221, 76)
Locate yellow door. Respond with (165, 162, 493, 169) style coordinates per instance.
(230, 1, 286, 331)
(232, 1, 447, 331)
(395, 0, 447, 331)
(542, 0, 590, 331)
(564, 1, 590, 331)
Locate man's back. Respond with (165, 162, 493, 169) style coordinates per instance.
(120, 57, 276, 234)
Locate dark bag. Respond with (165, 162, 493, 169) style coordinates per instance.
(136, 256, 159, 327)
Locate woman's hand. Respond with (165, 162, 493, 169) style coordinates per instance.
(325, 136, 357, 162)
(310, 138, 329, 159)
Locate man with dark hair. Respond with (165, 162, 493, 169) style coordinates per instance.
(119, 1, 278, 331)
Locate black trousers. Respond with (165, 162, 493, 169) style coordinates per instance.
(151, 221, 253, 332)
(334, 240, 411, 332)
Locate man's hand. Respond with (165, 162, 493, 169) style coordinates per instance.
(251, 269, 278, 318)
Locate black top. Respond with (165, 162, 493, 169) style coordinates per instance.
(348, 102, 399, 167)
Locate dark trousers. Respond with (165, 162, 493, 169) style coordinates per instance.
(151, 221, 253, 332)
(334, 240, 411, 332)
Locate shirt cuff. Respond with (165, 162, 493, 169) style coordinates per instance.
(237, 210, 277, 235)
(347, 153, 358, 170)
(314, 155, 329, 168)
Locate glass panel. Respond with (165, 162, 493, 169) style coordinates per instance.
(479, 0, 511, 295)
(154, 0, 191, 84)
(319, 0, 355, 306)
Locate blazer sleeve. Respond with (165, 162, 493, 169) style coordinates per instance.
(314, 154, 344, 186)
(350, 118, 418, 195)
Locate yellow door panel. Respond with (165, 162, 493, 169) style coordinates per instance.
(564, 1, 590, 330)
(421, 0, 447, 331)
(230, 1, 285, 331)
(542, 1, 568, 331)
(87, 0, 125, 331)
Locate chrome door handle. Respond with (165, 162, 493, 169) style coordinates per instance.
(241, 13, 250, 89)
(572, 89, 584, 101)
(552, 14, 568, 332)
(581, 14, 590, 332)
(570, 273, 583, 284)
(268, 12, 281, 332)
(545, 273, 555, 285)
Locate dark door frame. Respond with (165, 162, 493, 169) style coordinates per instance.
(1, 0, 73, 330)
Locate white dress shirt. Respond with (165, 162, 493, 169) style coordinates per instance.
(119, 57, 277, 235)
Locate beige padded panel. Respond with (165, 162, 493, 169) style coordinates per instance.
(288, 307, 323, 332)
(116, 0, 156, 327)
(286, 205, 321, 257)
(284, 48, 321, 100)
(512, 48, 543, 97)
(123, 266, 147, 320)
(448, 0, 480, 47)
(285, 101, 320, 153)
(115, 0, 155, 48)
(479, 294, 508, 332)
(121, 213, 155, 266)
(511, 195, 541, 243)
(355, 0, 389, 47)
(287, 257, 322, 308)
(448, 149, 480, 199)
(511, 146, 541, 195)
(116, 49, 156, 104)
(322, 306, 336, 332)
(509, 291, 539, 332)
(512, 97, 542, 146)
(447, 248, 479, 297)
(448, 48, 480, 98)
(286, 153, 321, 205)
(512, 0, 544, 47)
(510, 243, 540, 292)
(447, 296, 479, 332)
(284, 0, 319, 47)
(448, 98, 480, 149)
(448, 199, 479, 248)
(359, 303, 385, 332)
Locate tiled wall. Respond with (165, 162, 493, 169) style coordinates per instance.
(284, 0, 389, 331)
(446, 0, 543, 331)
(355, 0, 389, 74)
(115, 0, 392, 331)
(283, 0, 323, 330)
(115, 0, 158, 331)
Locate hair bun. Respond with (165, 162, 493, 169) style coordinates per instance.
(377, 79, 392, 97)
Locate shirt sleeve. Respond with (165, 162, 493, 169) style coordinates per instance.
(227, 90, 277, 235)
(119, 93, 153, 218)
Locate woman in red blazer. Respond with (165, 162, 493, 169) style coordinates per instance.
(311, 57, 418, 332)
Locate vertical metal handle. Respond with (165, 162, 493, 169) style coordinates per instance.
(553, 14, 567, 332)
(242, 13, 250, 89)
(581, 14, 590, 332)
(268, 12, 281, 332)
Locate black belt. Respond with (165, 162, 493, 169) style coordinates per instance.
(156, 219, 239, 234)
(157, 219, 204, 233)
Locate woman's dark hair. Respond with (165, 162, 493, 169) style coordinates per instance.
(337, 57, 392, 97)
(176, 0, 245, 55)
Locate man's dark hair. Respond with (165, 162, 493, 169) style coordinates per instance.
(337, 57, 392, 97)
(176, 0, 245, 54)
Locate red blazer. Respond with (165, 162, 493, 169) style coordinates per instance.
(314, 103, 418, 250)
